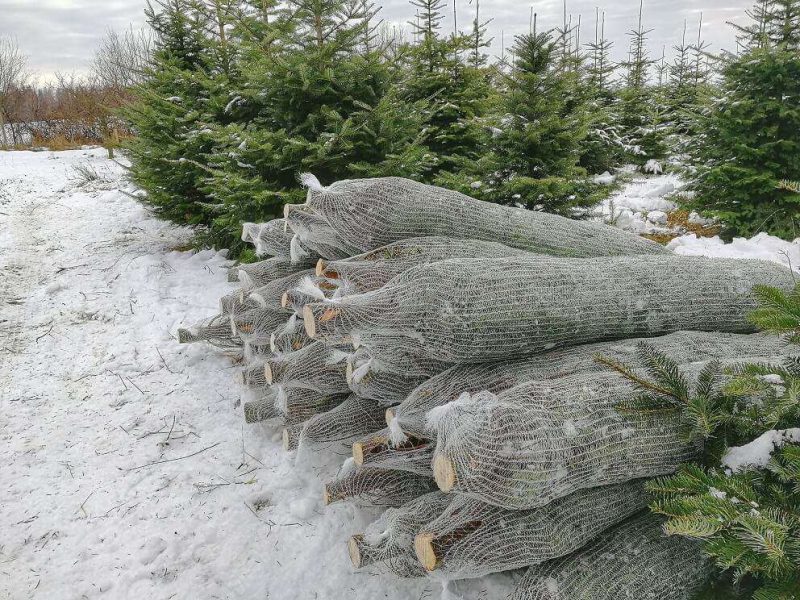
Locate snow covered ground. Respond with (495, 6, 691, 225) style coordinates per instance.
(0, 149, 472, 600)
(593, 169, 800, 270)
(1, 150, 797, 600)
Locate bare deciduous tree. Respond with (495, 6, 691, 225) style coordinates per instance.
(92, 27, 153, 90)
(0, 36, 29, 148)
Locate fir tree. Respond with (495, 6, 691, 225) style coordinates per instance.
(198, 0, 426, 254)
(124, 0, 228, 226)
(400, 0, 493, 177)
(617, 0, 668, 166)
(687, 0, 800, 239)
(579, 9, 624, 173)
(441, 26, 605, 214)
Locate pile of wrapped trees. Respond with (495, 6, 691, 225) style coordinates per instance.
(179, 176, 797, 598)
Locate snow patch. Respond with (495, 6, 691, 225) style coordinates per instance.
(722, 429, 800, 473)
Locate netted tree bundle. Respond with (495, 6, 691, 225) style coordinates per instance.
(346, 346, 451, 406)
(389, 331, 795, 439)
(413, 480, 648, 579)
(241, 219, 294, 257)
(231, 307, 293, 346)
(428, 361, 739, 509)
(281, 282, 327, 315)
(275, 387, 349, 426)
(351, 428, 434, 477)
(266, 341, 350, 395)
(220, 291, 260, 316)
(177, 313, 242, 351)
(246, 269, 318, 313)
(510, 511, 712, 600)
(269, 315, 314, 354)
(317, 236, 530, 295)
(323, 461, 437, 508)
(298, 394, 386, 451)
(233, 255, 318, 290)
(303, 255, 794, 364)
(302, 176, 667, 257)
(350, 492, 454, 578)
(244, 396, 283, 423)
(238, 362, 268, 387)
(282, 422, 304, 450)
(284, 204, 362, 260)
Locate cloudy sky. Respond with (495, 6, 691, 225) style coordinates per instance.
(1, 0, 753, 83)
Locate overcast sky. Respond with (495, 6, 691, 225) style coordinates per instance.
(1, 0, 753, 83)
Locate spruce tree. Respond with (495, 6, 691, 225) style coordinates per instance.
(687, 0, 800, 239)
(617, 0, 668, 167)
(198, 0, 427, 254)
(441, 26, 603, 214)
(124, 0, 226, 226)
(399, 0, 492, 178)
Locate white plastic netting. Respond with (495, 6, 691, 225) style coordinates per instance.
(284, 204, 363, 260)
(413, 479, 649, 579)
(244, 395, 283, 424)
(275, 387, 349, 425)
(352, 428, 434, 477)
(324, 462, 436, 508)
(302, 176, 667, 257)
(177, 313, 242, 352)
(233, 255, 318, 291)
(266, 341, 350, 395)
(238, 361, 268, 387)
(390, 331, 796, 438)
(269, 315, 313, 354)
(350, 492, 455, 578)
(298, 394, 386, 452)
(231, 308, 294, 346)
(346, 346, 452, 406)
(303, 255, 794, 364)
(241, 219, 294, 257)
(246, 268, 317, 313)
(510, 511, 713, 600)
(429, 360, 773, 510)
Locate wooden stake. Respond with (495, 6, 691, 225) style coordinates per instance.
(433, 454, 457, 492)
(348, 535, 364, 568)
(280, 292, 290, 308)
(315, 258, 326, 276)
(414, 533, 439, 571)
(264, 362, 273, 384)
(345, 360, 354, 384)
(384, 407, 396, 426)
(303, 305, 316, 338)
(282, 428, 291, 450)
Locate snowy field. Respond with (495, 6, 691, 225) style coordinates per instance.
(1, 149, 797, 600)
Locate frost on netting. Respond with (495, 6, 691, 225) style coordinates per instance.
(302, 176, 667, 257)
(303, 255, 795, 364)
(510, 512, 712, 600)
